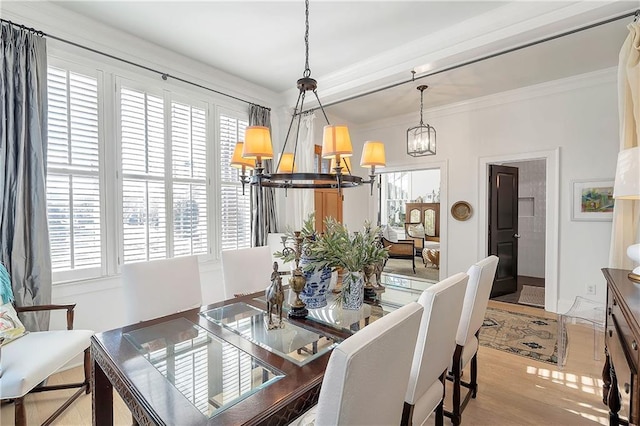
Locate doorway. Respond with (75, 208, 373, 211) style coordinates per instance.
(489, 160, 547, 306)
(479, 149, 559, 312)
(378, 168, 442, 282)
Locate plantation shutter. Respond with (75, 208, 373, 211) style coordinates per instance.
(120, 87, 167, 262)
(219, 114, 251, 251)
(46, 66, 102, 273)
(172, 101, 208, 256)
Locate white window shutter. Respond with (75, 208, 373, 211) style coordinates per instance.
(46, 67, 102, 273)
(219, 114, 251, 251)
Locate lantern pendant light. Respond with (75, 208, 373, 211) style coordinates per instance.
(407, 85, 436, 157)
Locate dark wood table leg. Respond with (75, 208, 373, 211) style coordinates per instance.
(92, 355, 114, 425)
(602, 349, 611, 406)
(608, 360, 621, 426)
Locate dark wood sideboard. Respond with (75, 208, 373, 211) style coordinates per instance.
(603, 268, 640, 425)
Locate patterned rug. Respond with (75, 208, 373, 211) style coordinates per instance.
(383, 258, 439, 282)
(480, 307, 560, 365)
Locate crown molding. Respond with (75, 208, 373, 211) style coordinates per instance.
(284, 1, 635, 107)
(354, 66, 617, 132)
(2, 1, 282, 108)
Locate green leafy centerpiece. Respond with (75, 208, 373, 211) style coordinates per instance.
(306, 218, 388, 310)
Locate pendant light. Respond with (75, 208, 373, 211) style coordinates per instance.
(407, 85, 436, 157)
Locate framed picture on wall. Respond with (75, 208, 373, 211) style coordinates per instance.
(571, 179, 615, 221)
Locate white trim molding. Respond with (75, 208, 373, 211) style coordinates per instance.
(478, 148, 560, 313)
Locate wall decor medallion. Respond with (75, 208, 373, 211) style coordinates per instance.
(451, 201, 473, 221)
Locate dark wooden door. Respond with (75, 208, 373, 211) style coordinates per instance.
(488, 164, 519, 297)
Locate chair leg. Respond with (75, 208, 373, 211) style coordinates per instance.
(451, 345, 463, 426)
(84, 348, 91, 394)
(471, 347, 478, 398)
(435, 371, 445, 426)
(15, 397, 26, 426)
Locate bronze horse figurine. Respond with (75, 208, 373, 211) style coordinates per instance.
(266, 262, 284, 329)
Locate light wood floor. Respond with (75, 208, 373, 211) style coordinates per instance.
(1, 301, 609, 425)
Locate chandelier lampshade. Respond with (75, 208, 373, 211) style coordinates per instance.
(322, 125, 353, 159)
(407, 85, 436, 157)
(242, 126, 273, 161)
(230, 142, 254, 170)
(360, 141, 386, 168)
(277, 152, 297, 173)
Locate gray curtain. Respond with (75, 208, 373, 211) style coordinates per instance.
(0, 22, 51, 332)
(249, 104, 278, 246)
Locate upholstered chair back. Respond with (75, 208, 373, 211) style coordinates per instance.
(455, 255, 499, 346)
(404, 272, 469, 424)
(122, 255, 201, 324)
(314, 302, 423, 426)
(221, 246, 273, 299)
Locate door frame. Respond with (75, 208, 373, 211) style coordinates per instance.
(478, 149, 559, 312)
(375, 159, 448, 281)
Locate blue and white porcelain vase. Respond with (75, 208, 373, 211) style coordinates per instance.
(299, 257, 332, 309)
(342, 271, 364, 310)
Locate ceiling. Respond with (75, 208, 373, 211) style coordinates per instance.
(50, 1, 638, 124)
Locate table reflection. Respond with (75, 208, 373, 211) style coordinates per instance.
(123, 317, 284, 417)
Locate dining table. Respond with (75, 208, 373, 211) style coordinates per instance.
(91, 274, 432, 425)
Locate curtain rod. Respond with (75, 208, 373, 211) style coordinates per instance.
(0, 18, 271, 111)
(301, 8, 640, 114)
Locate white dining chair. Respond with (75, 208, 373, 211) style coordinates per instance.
(121, 255, 202, 324)
(446, 255, 499, 426)
(402, 272, 469, 426)
(291, 301, 424, 426)
(221, 246, 274, 299)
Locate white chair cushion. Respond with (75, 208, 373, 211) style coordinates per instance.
(0, 329, 93, 399)
(382, 225, 399, 243)
(122, 256, 202, 324)
(221, 246, 274, 299)
(407, 223, 426, 238)
(449, 334, 480, 372)
(412, 380, 444, 426)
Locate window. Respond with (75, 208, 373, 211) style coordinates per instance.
(120, 87, 167, 262)
(119, 84, 210, 263)
(382, 172, 410, 228)
(46, 66, 102, 278)
(219, 113, 251, 251)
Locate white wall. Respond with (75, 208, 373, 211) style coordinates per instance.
(342, 69, 618, 311)
(410, 169, 441, 201)
(504, 159, 546, 278)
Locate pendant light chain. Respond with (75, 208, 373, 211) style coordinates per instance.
(303, 0, 311, 78)
(419, 87, 425, 126)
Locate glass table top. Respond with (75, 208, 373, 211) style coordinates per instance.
(123, 318, 284, 418)
(200, 303, 340, 366)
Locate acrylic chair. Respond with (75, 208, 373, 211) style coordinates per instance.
(0, 264, 93, 426)
(402, 272, 469, 426)
(221, 246, 274, 299)
(291, 301, 424, 426)
(445, 255, 499, 425)
(121, 255, 202, 324)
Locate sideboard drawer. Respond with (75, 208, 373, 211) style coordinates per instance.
(609, 314, 636, 422)
(610, 295, 640, 371)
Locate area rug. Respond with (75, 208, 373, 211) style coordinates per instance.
(517, 285, 545, 308)
(479, 307, 561, 365)
(383, 258, 439, 282)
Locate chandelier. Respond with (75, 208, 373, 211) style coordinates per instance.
(231, 0, 385, 194)
(407, 85, 436, 157)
